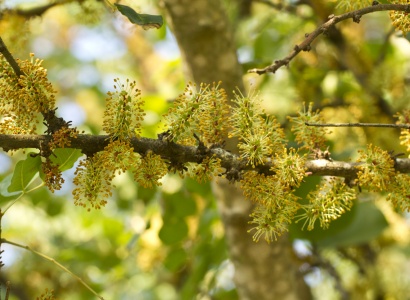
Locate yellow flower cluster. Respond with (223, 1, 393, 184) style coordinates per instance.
(103, 78, 145, 140)
(389, 0, 410, 35)
(396, 110, 410, 154)
(49, 127, 79, 151)
(230, 90, 285, 167)
(0, 53, 56, 134)
(248, 204, 295, 243)
(134, 151, 168, 188)
(241, 171, 300, 242)
(288, 102, 330, 151)
(164, 82, 230, 146)
(356, 144, 396, 191)
(73, 154, 114, 211)
(73, 79, 162, 209)
(187, 156, 223, 183)
(387, 173, 410, 211)
(100, 140, 139, 174)
(296, 178, 356, 230)
(271, 148, 306, 188)
(42, 158, 65, 193)
(73, 140, 146, 209)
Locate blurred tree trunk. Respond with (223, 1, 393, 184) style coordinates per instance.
(161, 0, 311, 299)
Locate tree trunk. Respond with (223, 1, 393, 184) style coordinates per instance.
(161, 0, 311, 299)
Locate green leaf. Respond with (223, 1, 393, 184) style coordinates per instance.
(50, 148, 83, 171)
(159, 217, 188, 245)
(162, 191, 197, 218)
(315, 201, 388, 248)
(8, 154, 41, 193)
(0, 174, 22, 198)
(115, 4, 163, 30)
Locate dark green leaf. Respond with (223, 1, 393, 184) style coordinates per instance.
(115, 4, 163, 30)
(45, 196, 65, 216)
(164, 247, 187, 271)
(8, 154, 41, 193)
(184, 177, 213, 197)
(159, 217, 188, 245)
(162, 191, 197, 218)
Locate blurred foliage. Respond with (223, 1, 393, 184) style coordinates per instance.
(0, 0, 410, 299)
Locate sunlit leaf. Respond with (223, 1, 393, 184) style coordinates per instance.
(0, 174, 22, 198)
(115, 4, 163, 30)
(8, 154, 41, 193)
(50, 148, 83, 171)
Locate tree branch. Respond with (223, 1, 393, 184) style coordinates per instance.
(248, 3, 410, 75)
(0, 36, 24, 77)
(305, 122, 410, 129)
(2, 134, 410, 178)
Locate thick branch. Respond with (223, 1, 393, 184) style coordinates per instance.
(248, 3, 410, 75)
(2, 134, 410, 177)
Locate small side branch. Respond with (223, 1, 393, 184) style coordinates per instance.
(0, 37, 24, 77)
(305, 122, 410, 129)
(248, 3, 410, 75)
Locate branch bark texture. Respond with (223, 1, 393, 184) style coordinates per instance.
(2, 134, 410, 177)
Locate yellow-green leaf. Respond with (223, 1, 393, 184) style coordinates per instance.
(50, 148, 83, 172)
(8, 154, 41, 193)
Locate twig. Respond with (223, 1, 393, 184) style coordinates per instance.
(305, 122, 410, 129)
(248, 3, 410, 75)
(0, 37, 24, 77)
(1, 238, 105, 300)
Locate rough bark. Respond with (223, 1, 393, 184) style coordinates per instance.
(161, 0, 311, 299)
